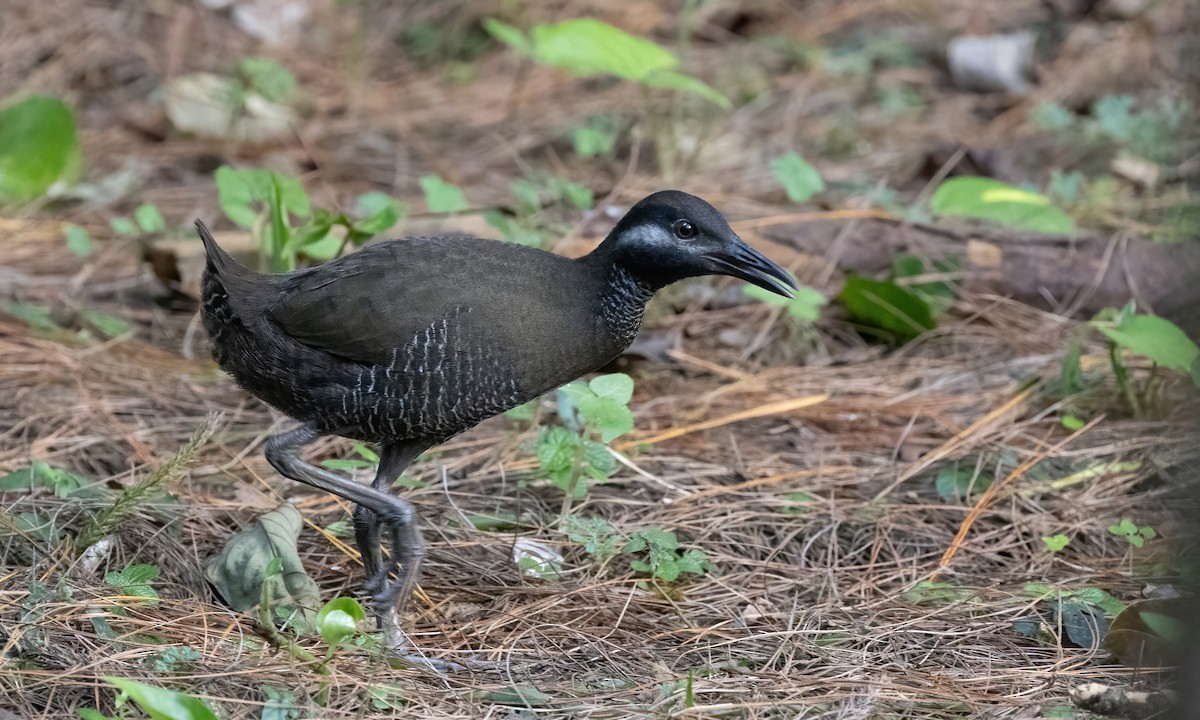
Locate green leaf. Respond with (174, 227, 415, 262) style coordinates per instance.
(105, 677, 218, 720)
(204, 503, 321, 631)
(1109, 519, 1138, 537)
(135, 203, 167, 234)
(1061, 415, 1085, 431)
(3, 302, 61, 333)
(1092, 313, 1199, 374)
(931, 177, 1074, 234)
(0, 96, 81, 202)
(110, 217, 138, 237)
(419, 175, 468, 213)
(316, 596, 366, 647)
(744, 281, 826, 321)
(479, 685, 552, 706)
(537, 427, 579, 474)
(530, 19, 678, 80)
(839, 274, 935, 343)
(1042, 534, 1071, 552)
(77, 710, 117, 720)
(577, 397, 633, 443)
(642, 71, 731, 109)
(589, 373, 634, 404)
(238, 57, 297, 103)
(0, 461, 88, 497)
(482, 19, 533, 57)
(769, 152, 824, 203)
(82, 311, 134, 339)
(934, 466, 993, 502)
(65, 224, 94, 257)
(105, 563, 161, 604)
(353, 192, 405, 234)
(571, 117, 619, 158)
(215, 166, 272, 227)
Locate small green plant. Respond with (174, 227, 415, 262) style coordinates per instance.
(216, 166, 405, 272)
(485, 173, 593, 247)
(769, 152, 824, 203)
(0, 460, 90, 498)
(930, 177, 1074, 235)
(234, 57, 297, 105)
(1042, 534, 1071, 553)
(104, 564, 161, 604)
(419, 175, 469, 213)
(1108, 518, 1156, 548)
(1036, 96, 1193, 165)
(570, 115, 621, 158)
(97, 677, 218, 720)
(621, 528, 713, 583)
(0, 95, 80, 202)
(534, 373, 635, 517)
(485, 17, 729, 181)
(1059, 301, 1200, 416)
(563, 515, 622, 564)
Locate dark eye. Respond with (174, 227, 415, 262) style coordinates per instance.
(672, 219, 697, 239)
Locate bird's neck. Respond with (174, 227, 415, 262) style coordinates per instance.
(581, 246, 657, 349)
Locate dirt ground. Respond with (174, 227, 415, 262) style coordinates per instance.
(2, 1, 1198, 718)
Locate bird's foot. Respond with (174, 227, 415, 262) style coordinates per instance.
(377, 608, 499, 673)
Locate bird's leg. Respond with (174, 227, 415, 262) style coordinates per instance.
(355, 442, 430, 646)
(263, 425, 464, 671)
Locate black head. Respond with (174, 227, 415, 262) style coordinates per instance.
(598, 190, 796, 298)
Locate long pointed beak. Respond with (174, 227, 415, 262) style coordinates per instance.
(706, 240, 798, 299)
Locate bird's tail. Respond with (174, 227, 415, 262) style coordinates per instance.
(195, 219, 240, 277)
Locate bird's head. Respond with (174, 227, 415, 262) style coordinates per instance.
(598, 190, 796, 298)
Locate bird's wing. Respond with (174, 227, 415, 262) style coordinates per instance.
(267, 237, 582, 366)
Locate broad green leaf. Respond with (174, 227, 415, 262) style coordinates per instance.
(66, 224, 94, 257)
(105, 677, 218, 720)
(931, 177, 1074, 234)
(316, 596, 365, 647)
(135, 203, 167, 233)
(1092, 313, 1199, 374)
(419, 175, 468, 213)
(576, 395, 633, 442)
(530, 19, 678, 80)
(482, 19, 533, 57)
(589, 373, 634, 404)
(770, 152, 824, 203)
(204, 502, 320, 630)
(839, 274, 935, 343)
(0, 96, 81, 202)
(77, 710, 116, 720)
(110, 216, 138, 236)
(105, 563, 161, 604)
(215, 166, 273, 227)
(642, 71, 731, 109)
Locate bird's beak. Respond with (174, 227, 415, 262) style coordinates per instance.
(706, 239, 798, 299)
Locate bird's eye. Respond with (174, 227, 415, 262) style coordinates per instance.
(672, 219, 697, 239)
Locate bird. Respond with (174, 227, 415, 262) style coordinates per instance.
(197, 189, 796, 668)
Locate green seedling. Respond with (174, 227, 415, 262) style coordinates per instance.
(1108, 519, 1156, 548)
(622, 528, 713, 583)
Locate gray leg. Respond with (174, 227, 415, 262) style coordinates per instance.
(352, 443, 430, 645)
(264, 425, 470, 671)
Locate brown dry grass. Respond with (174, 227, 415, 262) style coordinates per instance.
(2, 0, 1198, 718)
